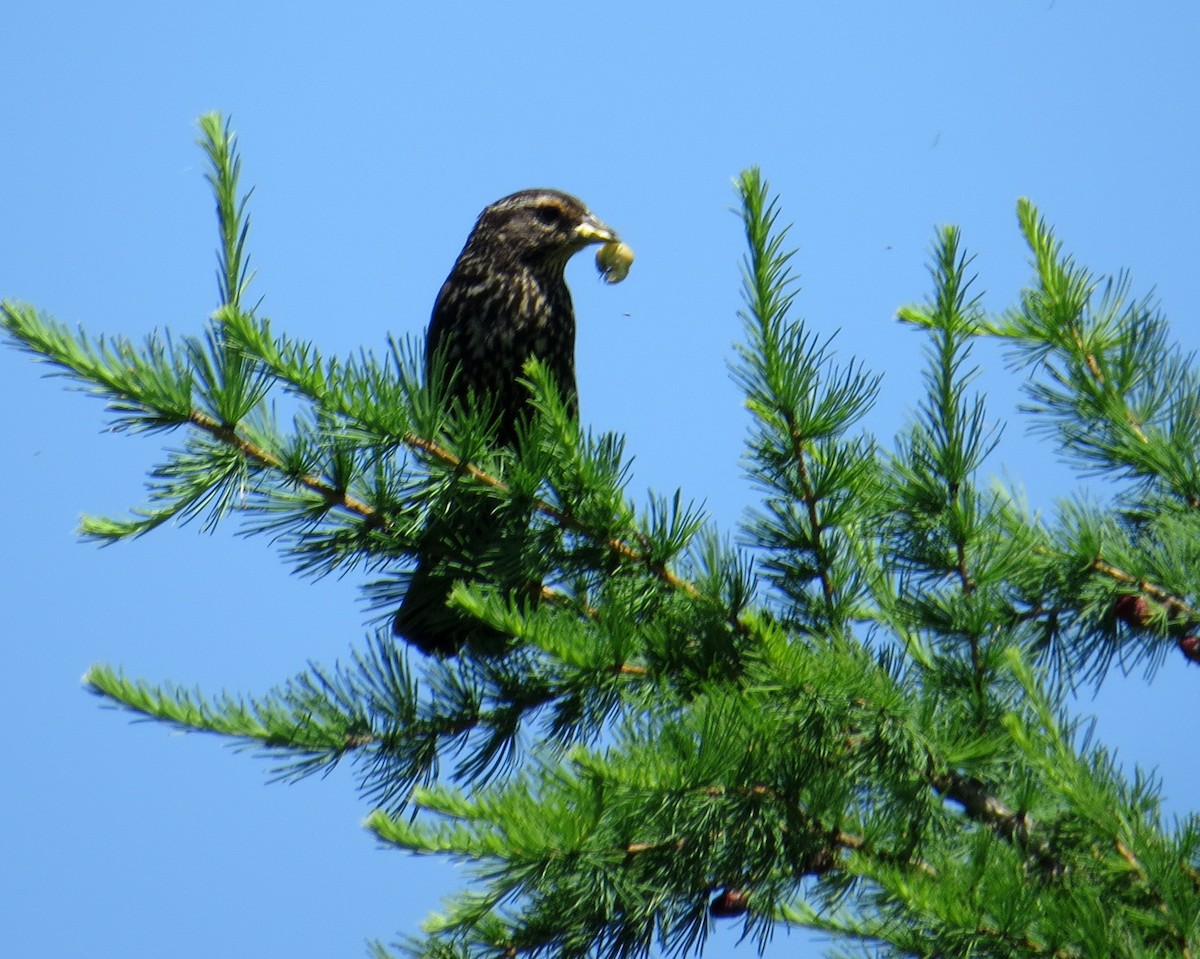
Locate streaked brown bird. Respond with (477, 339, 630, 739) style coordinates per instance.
(394, 189, 620, 655)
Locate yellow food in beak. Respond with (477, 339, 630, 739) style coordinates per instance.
(596, 241, 634, 284)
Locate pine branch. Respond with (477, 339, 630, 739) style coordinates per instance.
(733, 168, 882, 631)
(2, 305, 736, 653)
(188, 405, 380, 519)
(198, 112, 256, 312)
(222, 302, 731, 621)
(985, 199, 1200, 503)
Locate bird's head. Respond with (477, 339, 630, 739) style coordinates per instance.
(466, 189, 619, 272)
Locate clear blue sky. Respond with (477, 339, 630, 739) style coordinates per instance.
(3, 3, 1198, 957)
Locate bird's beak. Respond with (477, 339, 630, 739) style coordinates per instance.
(575, 213, 618, 245)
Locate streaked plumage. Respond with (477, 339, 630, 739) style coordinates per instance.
(394, 189, 619, 654)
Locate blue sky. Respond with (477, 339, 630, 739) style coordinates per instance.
(3, 2, 1198, 956)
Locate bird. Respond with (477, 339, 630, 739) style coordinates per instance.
(393, 189, 621, 656)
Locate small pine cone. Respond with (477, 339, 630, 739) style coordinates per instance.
(709, 888, 749, 918)
(801, 847, 838, 876)
(1179, 635, 1200, 664)
(1114, 595, 1154, 629)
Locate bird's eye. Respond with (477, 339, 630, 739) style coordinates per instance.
(533, 205, 566, 228)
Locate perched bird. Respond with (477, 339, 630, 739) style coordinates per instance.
(394, 189, 621, 655)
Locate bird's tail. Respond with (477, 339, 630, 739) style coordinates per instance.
(392, 559, 503, 657)
(393, 493, 546, 656)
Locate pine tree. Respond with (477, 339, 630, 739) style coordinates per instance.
(4, 115, 1199, 959)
